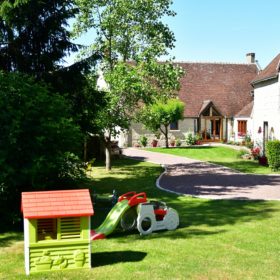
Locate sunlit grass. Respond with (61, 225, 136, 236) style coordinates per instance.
(1, 158, 280, 279)
(145, 146, 278, 174)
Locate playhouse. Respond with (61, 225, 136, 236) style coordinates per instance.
(21, 189, 94, 275)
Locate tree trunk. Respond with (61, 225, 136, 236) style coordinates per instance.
(105, 137, 112, 171)
(83, 136, 88, 162)
(164, 125, 169, 148)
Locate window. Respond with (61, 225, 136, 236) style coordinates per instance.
(170, 121, 178, 130)
(37, 219, 57, 241)
(37, 217, 81, 241)
(60, 217, 81, 240)
(237, 120, 247, 136)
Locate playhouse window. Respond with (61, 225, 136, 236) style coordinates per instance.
(60, 217, 81, 239)
(37, 217, 81, 241)
(37, 219, 57, 241)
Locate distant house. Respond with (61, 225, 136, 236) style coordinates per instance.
(126, 53, 258, 146)
(98, 53, 280, 149)
(251, 53, 280, 153)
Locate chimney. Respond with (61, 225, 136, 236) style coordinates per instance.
(246, 53, 255, 63)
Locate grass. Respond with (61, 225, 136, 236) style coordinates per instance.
(1, 158, 280, 279)
(145, 146, 278, 174)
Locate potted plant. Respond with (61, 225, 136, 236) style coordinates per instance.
(151, 139, 158, 147)
(258, 155, 268, 166)
(151, 132, 160, 147)
(170, 136, 176, 147)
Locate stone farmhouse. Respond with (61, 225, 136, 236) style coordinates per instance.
(102, 53, 280, 152)
(121, 53, 280, 151)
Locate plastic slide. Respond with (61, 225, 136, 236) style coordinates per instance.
(91, 192, 147, 240)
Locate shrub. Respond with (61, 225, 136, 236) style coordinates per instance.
(244, 135, 253, 149)
(266, 140, 280, 171)
(139, 135, 148, 147)
(185, 133, 196, 145)
(0, 72, 83, 226)
(251, 147, 260, 160)
(175, 138, 181, 147)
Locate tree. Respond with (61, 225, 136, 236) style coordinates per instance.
(45, 56, 106, 161)
(0, 72, 84, 227)
(74, 0, 183, 170)
(0, 1, 106, 161)
(0, 0, 78, 77)
(138, 99, 184, 148)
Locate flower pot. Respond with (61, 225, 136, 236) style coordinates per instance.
(258, 156, 268, 166)
(151, 140, 158, 147)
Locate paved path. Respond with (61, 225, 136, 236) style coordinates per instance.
(122, 148, 280, 200)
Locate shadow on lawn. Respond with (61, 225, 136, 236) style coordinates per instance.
(0, 232, 23, 248)
(91, 250, 147, 267)
(87, 158, 279, 239)
(174, 199, 277, 228)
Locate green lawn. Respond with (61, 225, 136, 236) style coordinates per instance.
(145, 146, 278, 174)
(1, 158, 280, 279)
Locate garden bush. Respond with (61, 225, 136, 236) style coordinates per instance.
(266, 140, 280, 171)
(0, 72, 84, 227)
(185, 133, 196, 145)
(139, 135, 148, 147)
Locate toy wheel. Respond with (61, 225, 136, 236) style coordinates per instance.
(137, 214, 154, 235)
(165, 209, 179, 230)
(120, 207, 137, 231)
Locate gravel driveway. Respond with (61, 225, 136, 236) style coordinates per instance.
(122, 148, 280, 200)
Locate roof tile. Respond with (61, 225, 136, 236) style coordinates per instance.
(176, 62, 257, 117)
(252, 54, 280, 84)
(21, 189, 94, 219)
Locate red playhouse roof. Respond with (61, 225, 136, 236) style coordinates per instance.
(21, 189, 94, 219)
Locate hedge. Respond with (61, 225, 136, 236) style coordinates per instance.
(266, 140, 280, 171)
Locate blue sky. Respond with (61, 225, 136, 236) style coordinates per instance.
(166, 0, 280, 68)
(67, 0, 280, 69)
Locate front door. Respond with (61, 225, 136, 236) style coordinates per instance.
(263, 121, 268, 154)
(211, 119, 220, 140)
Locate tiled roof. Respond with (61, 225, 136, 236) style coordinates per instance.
(252, 53, 280, 84)
(21, 189, 94, 219)
(176, 62, 258, 117)
(235, 101, 253, 117)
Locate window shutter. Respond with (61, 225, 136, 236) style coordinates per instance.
(59, 217, 81, 239)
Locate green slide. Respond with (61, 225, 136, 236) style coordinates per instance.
(91, 199, 131, 240)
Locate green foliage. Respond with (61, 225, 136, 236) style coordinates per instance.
(74, 0, 184, 167)
(139, 99, 184, 132)
(139, 136, 148, 147)
(138, 99, 184, 148)
(47, 59, 106, 135)
(175, 138, 182, 147)
(0, 72, 84, 226)
(266, 140, 280, 171)
(0, 0, 77, 75)
(74, 0, 176, 61)
(185, 133, 196, 145)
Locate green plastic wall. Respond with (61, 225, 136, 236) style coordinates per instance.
(27, 216, 91, 273)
